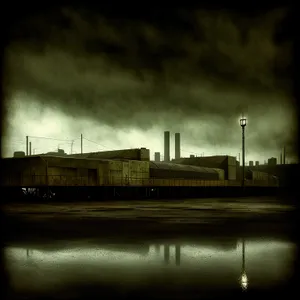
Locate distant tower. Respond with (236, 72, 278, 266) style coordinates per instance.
(164, 131, 170, 162)
(255, 161, 259, 166)
(154, 152, 160, 162)
(175, 133, 181, 160)
(249, 161, 253, 167)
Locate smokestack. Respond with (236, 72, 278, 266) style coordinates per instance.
(175, 133, 181, 160)
(255, 161, 259, 166)
(283, 146, 286, 164)
(249, 161, 253, 166)
(164, 131, 170, 162)
(29, 142, 32, 156)
(26, 136, 28, 156)
(154, 152, 160, 162)
(280, 152, 282, 164)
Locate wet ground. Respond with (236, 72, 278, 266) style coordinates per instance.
(2, 197, 298, 299)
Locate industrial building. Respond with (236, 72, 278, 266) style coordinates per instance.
(2, 155, 150, 187)
(149, 161, 224, 180)
(172, 155, 237, 180)
(154, 152, 161, 162)
(268, 157, 277, 166)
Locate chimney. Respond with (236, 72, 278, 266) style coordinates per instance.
(175, 133, 180, 160)
(249, 161, 253, 166)
(154, 152, 160, 162)
(164, 131, 170, 162)
(283, 146, 286, 164)
(280, 152, 282, 164)
(255, 161, 259, 166)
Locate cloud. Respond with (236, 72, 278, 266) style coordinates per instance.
(3, 6, 296, 157)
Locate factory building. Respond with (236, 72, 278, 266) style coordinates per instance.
(2, 155, 150, 187)
(172, 155, 237, 180)
(268, 157, 277, 166)
(2, 150, 225, 188)
(13, 151, 25, 158)
(149, 162, 224, 180)
(43, 149, 67, 156)
(154, 152, 161, 162)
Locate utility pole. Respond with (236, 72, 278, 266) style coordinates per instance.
(26, 136, 29, 156)
(81, 134, 83, 155)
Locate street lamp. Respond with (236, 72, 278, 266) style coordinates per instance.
(240, 117, 247, 187)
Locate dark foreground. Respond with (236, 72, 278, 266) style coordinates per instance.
(2, 197, 298, 299)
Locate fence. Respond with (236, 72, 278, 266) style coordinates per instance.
(2, 175, 279, 187)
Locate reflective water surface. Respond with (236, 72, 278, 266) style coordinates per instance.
(4, 236, 296, 298)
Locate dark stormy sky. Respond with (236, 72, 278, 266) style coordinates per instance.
(2, 5, 297, 162)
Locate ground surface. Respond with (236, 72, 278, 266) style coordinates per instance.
(3, 197, 296, 242)
(2, 196, 297, 299)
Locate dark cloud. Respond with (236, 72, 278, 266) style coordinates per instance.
(3, 6, 296, 156)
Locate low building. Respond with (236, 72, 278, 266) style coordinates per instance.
(172, 155, 237, 180)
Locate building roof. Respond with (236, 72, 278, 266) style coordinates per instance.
(149, 161, 219, 174)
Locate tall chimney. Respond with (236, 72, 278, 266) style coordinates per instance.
(164, 131, 170, 162)
(175, 133, 180, 160)
(154, 152, 160, 162)
(283, 146, 286, 164)
(280, 152, 282, 164)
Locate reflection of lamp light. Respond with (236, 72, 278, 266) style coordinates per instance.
(240, 272, 248, 290)
(240, 238, 248, 290)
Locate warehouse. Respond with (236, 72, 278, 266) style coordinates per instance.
(149, 161, 223, 180)
(172, 155, 237, 180)
(2, 156, 149, 187)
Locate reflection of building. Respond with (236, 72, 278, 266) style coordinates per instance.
(163, 244, 181, 266)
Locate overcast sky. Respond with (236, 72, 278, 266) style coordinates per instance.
(2, 5, 297, 163)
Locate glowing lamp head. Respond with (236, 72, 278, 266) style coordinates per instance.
(240, 118, 247, 127)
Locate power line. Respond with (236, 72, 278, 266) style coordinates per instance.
(28, 135, 79, 142)
(83, 137, 113, 150)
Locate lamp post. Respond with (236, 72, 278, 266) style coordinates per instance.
(240, 117, 247, 187)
